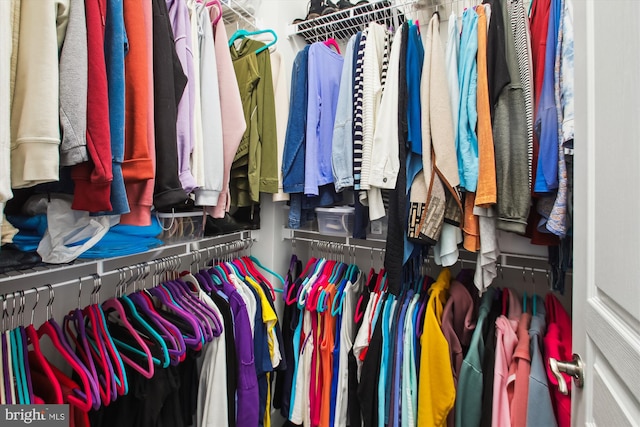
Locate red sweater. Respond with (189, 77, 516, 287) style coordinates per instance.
(72, 0, 113, 212)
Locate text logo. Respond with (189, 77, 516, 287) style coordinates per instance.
(0, 405, 68, 426)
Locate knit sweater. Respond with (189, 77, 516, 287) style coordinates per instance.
(494, 0, 531, 234)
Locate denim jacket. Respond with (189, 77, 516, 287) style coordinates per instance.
(282, 46, 310, 194)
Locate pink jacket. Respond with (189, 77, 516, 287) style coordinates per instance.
(509, 312, 532, 427)
(492, 315, 518, 427)
(208, 7, 246, 218)
(544, 294, 572, 427)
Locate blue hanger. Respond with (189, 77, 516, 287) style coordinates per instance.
(228, 28, 278, 54)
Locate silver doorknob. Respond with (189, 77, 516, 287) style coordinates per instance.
(549, 353, 585, 395)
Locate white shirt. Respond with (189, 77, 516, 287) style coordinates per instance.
(196, 290, 229, 427)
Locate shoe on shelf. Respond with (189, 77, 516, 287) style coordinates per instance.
(232, 205, 260, 230)
(337, 0, 354, 9)
(292, 0, 324, 23)
(204, 213, 251, 236)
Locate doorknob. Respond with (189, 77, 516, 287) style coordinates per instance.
(549, 353, 585, 395)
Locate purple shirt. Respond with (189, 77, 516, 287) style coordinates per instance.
(166, 0, 197, 193)
(211, 270, 259, 426)
(304, 43, 344, 196)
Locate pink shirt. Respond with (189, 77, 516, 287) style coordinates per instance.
(492, 315, 519, 427)
(208, 9, 246, 218)
(509, 312, 532, 427)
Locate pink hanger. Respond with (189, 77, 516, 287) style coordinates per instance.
(206, 0, 223, 25)
(324, 38, 341, 54)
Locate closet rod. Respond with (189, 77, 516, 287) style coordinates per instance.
(0, 231, 253, 295)
(283, 229, 569, 276)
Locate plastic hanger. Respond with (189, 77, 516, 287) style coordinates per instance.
(129, 292, 186, 365)
(204, 0, 223, 25)
(19, 324, 33, 404)
(120, 296, 170, 368)
(12, 291, 32, 404)
(228, 28, 278, 54)
(64, 308, 104, 408)
(246, 256, 285, 294)
(324, 38, 341, 54)
(4, 330, 22, 405)
(36, 286, 96, 411)
(24, 288, 63, 405)
(83, 305, 119, 403)
(148, 286, 204, 350)
(165, 280, 222, 340)
(11, 328, 27, 404)
(88, 280, 129, 398)
(102, 296, 156, 379)
(161, 281, 213, 342)
(7, 294, 28, 404)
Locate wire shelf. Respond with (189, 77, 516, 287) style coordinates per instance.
(221, 0, 260, 29)
(286, 0, 419, 43)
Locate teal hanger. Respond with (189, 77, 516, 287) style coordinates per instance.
(248, 255, 285, 292)
(523, 291, 528, 313)
(94, 306, 128, 395)
(10, 329, 26, 404)
(228, 28, 278, 54)
(120, 296, 170, 368)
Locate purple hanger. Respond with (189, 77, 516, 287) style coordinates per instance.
(161, 281, 214, 342)
(64, 309, 102, 409)
(128, 292, 185, 366)
(171, 279, 223, 338)
(148, 287, 203, 349)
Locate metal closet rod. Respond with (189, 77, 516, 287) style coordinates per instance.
(0, 230, 254, 294)
(0, 235, 257, 307)
(284, 232, 565, 276)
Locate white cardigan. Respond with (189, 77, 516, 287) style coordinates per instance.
(368, 25, 404, 220)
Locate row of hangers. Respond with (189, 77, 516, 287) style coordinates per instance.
(0, 245, 284, 411)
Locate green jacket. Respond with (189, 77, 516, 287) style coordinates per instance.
(230, 38, 278, 207)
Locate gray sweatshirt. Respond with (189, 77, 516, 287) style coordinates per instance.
(59, 0, 89, 166)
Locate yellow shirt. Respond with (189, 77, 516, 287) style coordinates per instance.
(417, 268, 455, 427)
(246, 276, 280, 368)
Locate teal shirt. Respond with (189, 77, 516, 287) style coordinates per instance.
(455, 287, 496, 427)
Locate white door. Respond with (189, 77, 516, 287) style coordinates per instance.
(573, 0, 640, 425)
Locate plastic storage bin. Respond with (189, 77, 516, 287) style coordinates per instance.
(315, 206, 355, 236)
(156, 210, 205, 243)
